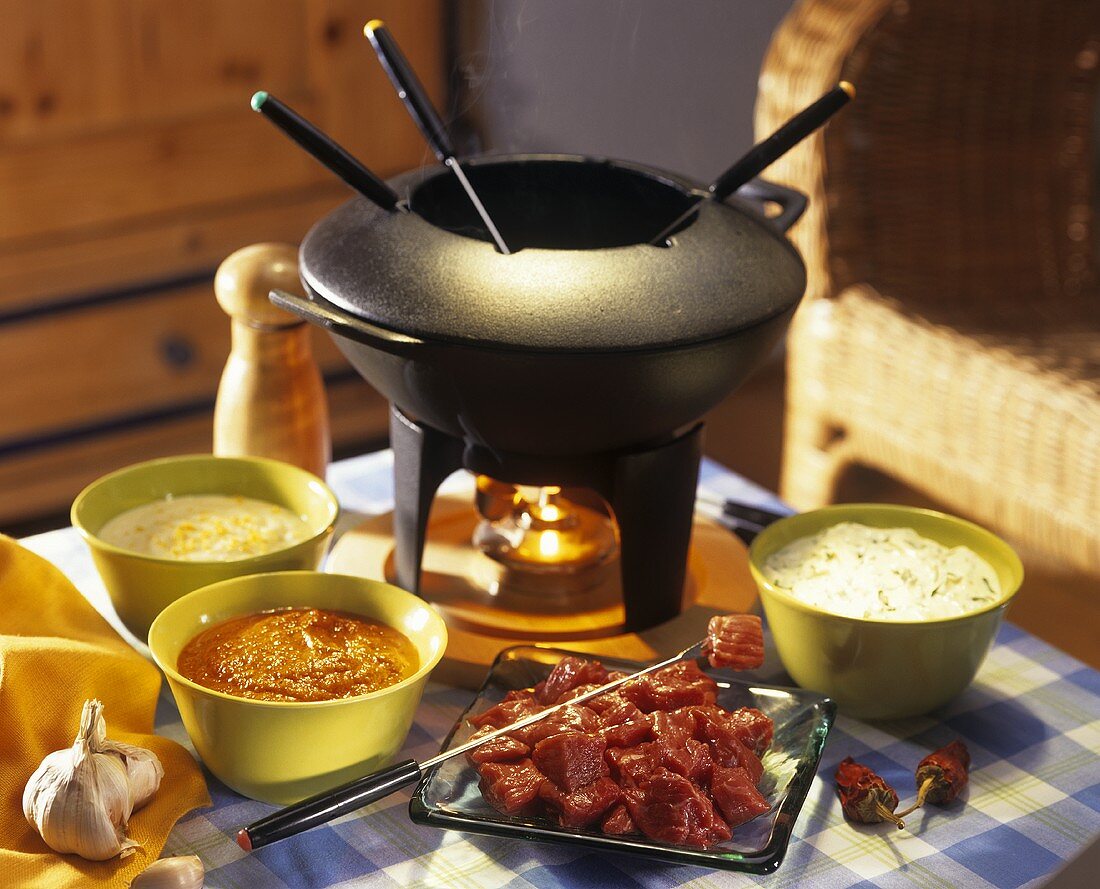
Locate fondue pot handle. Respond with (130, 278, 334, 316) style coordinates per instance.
(734, 178, 807, 234)
(269, 289, 424, 356)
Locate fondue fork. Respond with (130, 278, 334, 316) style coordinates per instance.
(251, 91, 402, 212)
(649, 82, 855, 245)
(236, 641, 708, 852)
(365, 19, 512, 255)
(697, 496, 791, 545)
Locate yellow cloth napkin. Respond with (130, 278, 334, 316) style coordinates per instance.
(0, 534, 210, 888)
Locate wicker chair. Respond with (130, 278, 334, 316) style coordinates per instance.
(757, 0, 1100, 574)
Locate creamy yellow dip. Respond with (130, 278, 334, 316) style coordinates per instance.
(98, 494, 311, 561)
(762, 522, 1001, 620)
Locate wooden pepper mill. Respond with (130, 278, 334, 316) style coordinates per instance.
(213, 242, 331, 478)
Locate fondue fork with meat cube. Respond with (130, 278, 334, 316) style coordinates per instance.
(237, 616, 765, 852)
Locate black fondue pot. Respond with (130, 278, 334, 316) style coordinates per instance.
(274, 154, 807, 457)
(274, 154, 807, 631)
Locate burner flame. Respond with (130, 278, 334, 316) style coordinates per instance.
(473, 477, 617, 575)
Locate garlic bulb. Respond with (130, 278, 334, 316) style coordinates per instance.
(130, 855, 205, 888)
(22, 699, 164, 861)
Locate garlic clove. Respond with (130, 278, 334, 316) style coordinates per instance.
(130, 855, 205, 889)
(103, 737, 165, 810)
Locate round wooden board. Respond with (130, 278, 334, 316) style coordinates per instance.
(329, 494, 760, 688)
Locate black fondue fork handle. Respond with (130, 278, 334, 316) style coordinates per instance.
(364, 19, 513, 256)
(250, 91, 400, 211)
(649, 82, 853, 244)
(706, 498, 791, 544)
(709, 83, 854, 202)
(237, 759, 423, 852)
(365, 19, 454, 162)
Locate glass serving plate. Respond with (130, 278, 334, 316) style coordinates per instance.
(409, 645, 835, 873)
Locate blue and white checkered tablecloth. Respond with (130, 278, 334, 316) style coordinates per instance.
(24, 452, 1100, 889)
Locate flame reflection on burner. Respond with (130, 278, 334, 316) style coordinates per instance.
(473, 477, 618, 577)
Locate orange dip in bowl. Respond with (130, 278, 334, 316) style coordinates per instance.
(177, 607, 419, 702)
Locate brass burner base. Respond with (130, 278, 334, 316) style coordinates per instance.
(329, 492, 760, 688)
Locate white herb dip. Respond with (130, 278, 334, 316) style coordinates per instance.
(99, 494, 311, 561)
(762, 522, 1001, 620)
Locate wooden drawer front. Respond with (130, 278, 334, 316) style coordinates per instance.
(0, 280, 365, 447)
(4, 286, 229, 444)
(0, 189, 348, 311)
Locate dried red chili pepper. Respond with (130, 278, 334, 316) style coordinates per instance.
(897, 740, 970, 817)
(834, 757, 904, 829)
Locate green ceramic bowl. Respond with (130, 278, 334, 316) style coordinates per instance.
(748, 504, 1024, 720)
(71, 455, 338, 639)
(148, 571, 447, 804)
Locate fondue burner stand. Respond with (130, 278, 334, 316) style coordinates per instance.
(390, 406, 703, 631)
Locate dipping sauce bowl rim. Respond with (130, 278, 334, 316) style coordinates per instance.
(70, 454, 339, 567)
(148, 569, 449, 710)
(747, 503, 1024, 627)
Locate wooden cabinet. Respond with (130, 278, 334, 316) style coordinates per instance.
(0, 0, 446, 527)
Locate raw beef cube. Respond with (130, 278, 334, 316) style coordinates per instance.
(606, 744, 660, 786)
(623, 768, 732, 848)
(621, 661, 718, 712)
(622, 738, 714, 786)
(513, 704, 600, 746)
(600, 716, 652, 749)
(606, 738, 713, 789)
(710, 765, 771, 828)
(656, 737, 693, 780)
(617, 680, 655, 713)
(580, 691, 618, 715)
(657, 660, 720, 696)
(692, 705, 773, 758)
(532, 731, 609, 792)
(477, 758, 547, 815)
(540, 775, 621, 828)
(691, 707, 769, 781)
(650, 708, 697, 746)
(587, 688, 657, 719)
(469, 696, 542, 730)
(723, 707, 774, 757)
(554, 682, 604, 705)
(535, 656, 609, 705)
(702, 614, 766, 671)
(724, 741, 763, 784)
(660, 738, 715, 786)
(600, 803, 637, 836)
(465, 726, 529, 765)
(597, 698, 652, 747)
(503, 688, 538, 703)
(596, 696, 647, 726)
